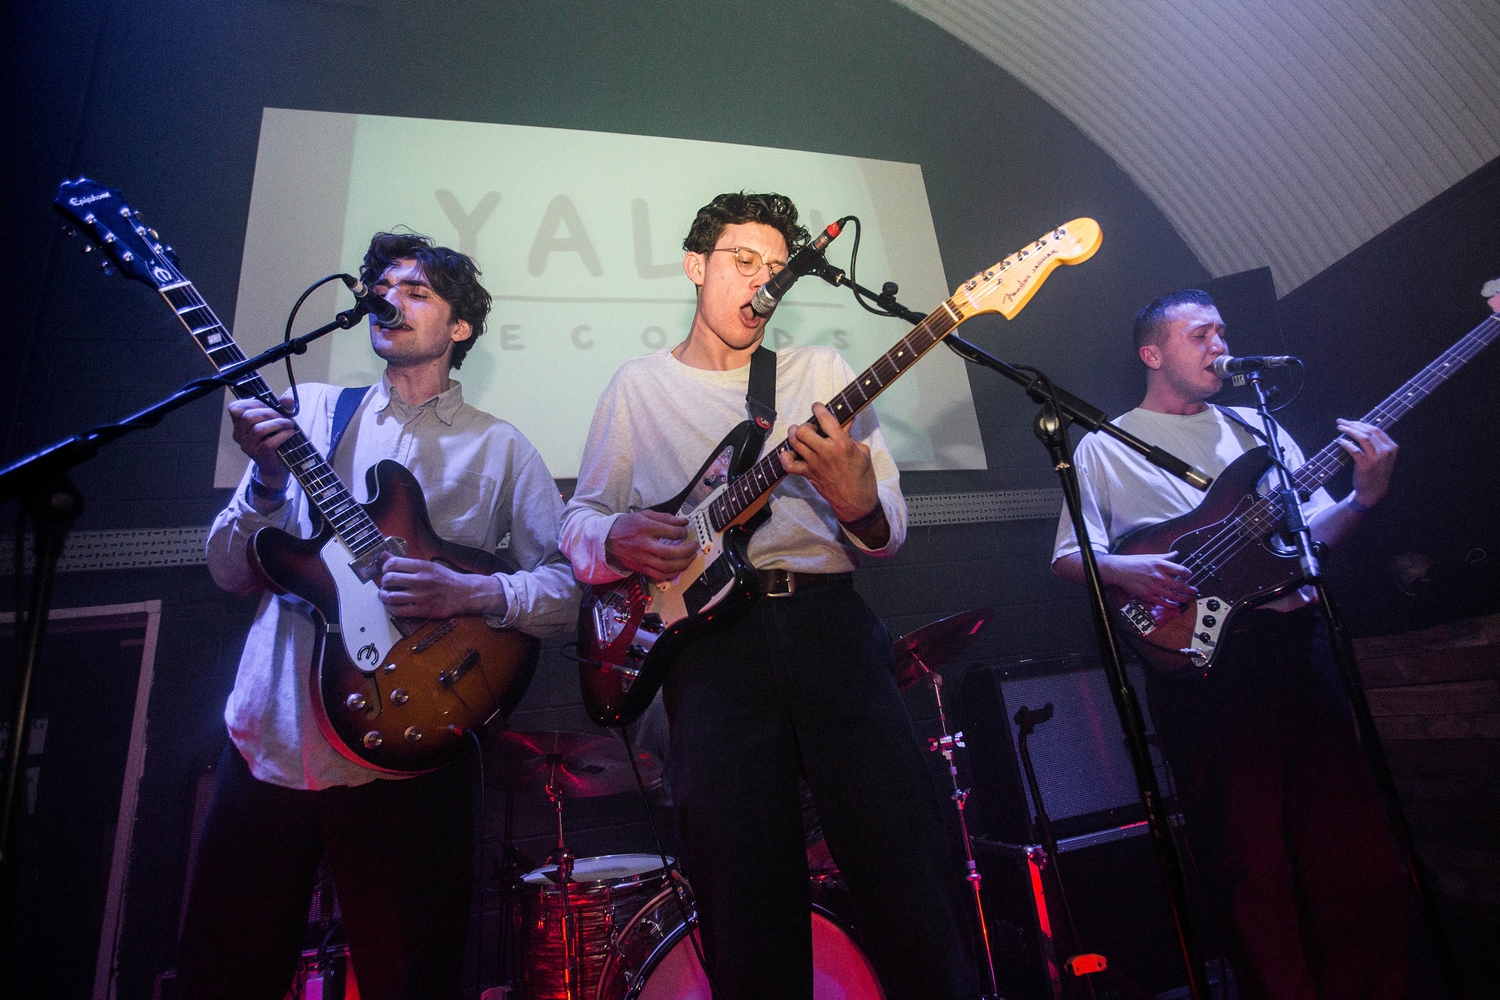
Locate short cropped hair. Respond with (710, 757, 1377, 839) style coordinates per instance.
(682, 192, 810, 257)
(1132, 288, 1216, 351)
(360, 232, 492, 370)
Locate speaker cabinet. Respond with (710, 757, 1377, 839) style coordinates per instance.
(959, 654, 1173, 843)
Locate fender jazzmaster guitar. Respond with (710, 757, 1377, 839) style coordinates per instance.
(1110, 294, 1499, 676)
(578, 218, 1105, 726)
(55, 178, 539, 772)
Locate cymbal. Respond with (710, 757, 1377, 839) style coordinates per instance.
(893, 607, 994, 689)
(484, 730, 662, 798)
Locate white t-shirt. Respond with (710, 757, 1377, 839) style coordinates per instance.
(561, 345, 906, 583)
(1052, 405, 1335, 563)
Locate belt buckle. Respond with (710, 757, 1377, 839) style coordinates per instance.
(764, 569, 795, 598)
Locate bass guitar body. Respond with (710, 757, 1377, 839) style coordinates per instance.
(1107, 446, 1308, 677)
(578, 432, 764, 728)
(249, 459, 540, 773)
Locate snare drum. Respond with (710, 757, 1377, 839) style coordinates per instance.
(596, 877, 886, 1000)
(519, 854, 671, 1000)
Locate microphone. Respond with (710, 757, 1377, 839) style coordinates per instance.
(750, 220, 844, 317)
(1211, 354, 1299, 377)
(342, 274, 405, 329)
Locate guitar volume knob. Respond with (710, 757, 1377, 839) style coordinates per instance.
(1206, 599, 1221, 612)
(363, 731, 383, 748)
(346, 693, 367, 711)
(391, 689, 409, 706)
(404, 726, 423, 743)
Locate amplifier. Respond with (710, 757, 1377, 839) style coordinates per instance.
(974, 825, 1212, 999)
(958, 654, 1174, 843)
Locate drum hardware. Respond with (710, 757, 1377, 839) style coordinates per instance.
(484, 732, 666, 1000)
(894, 607, 1001, 1000)
(1013, 705, 1154, 1000)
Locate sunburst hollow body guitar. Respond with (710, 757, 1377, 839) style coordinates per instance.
(55, 178, 540, 772)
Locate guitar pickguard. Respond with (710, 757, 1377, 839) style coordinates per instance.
(319, 536, 404, 673)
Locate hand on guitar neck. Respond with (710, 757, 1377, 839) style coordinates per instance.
(228, 390, 297, 498)
(782, 402, 890, 549)
(227, 390, 509, 621)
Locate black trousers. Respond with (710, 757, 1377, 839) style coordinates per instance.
(663, 581, 979, 1000)
(176, 742, 473, 1000)
(1146, 608, 1409, 1000)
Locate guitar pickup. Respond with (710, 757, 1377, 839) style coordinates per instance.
(349, 535, 408, 583)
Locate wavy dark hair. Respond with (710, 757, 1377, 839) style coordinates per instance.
(1132, 288, 1217, 351)
(682, 192, 810, 257)
(360, 232, 492, 370)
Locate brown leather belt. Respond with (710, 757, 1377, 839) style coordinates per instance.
(756, 569, 853, 597)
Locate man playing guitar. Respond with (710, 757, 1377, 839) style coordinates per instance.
(560, 193, 977, 999)
(1051, 289, 1408, 998)
(178, 233, 578, 1000)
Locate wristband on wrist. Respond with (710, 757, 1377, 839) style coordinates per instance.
(839, 503, 885, 534)
(248, 474, 289, 504)
(1346, 493, 1376, 513)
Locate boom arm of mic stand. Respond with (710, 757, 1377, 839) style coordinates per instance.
(943, 335, 1211, 492)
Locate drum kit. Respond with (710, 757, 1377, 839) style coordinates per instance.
(485, 609, 993, 1000)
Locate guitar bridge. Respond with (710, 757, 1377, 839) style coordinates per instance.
(1121, 599, 1158, 636)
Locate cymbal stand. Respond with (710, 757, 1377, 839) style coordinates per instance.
(919, 656, 999, 999)
(543, 779, 581, 1000)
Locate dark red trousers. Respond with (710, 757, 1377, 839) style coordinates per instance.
(1146, 608, 1410, 1000)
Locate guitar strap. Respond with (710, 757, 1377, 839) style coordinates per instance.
(329, 385, 372, 461)
(1214, 404, 1272, 448)
(734, 346, 778, 476)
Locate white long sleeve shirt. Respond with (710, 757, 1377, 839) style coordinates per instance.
(561, 345, 906, 584)
(207, 376, 579, 790)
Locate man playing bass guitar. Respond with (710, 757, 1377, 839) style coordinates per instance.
(1051, 289, 1407, 999)
(561, 192, 977, 1000)
(179, 233, 578, 1000)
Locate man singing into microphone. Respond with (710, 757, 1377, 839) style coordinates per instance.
(1051, 289, 1408, 998)
(561, 192, 977, 999)
(178, 232, 578, 1000)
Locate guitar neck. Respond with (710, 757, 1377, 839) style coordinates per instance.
(705, 302, 963, 532)
(1293, 313, 1500, 493)
(158, 279, 386, 556)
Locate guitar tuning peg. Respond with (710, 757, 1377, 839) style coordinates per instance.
(60, 224, 77, 237)
(164, 245, 178, 264)
(100, 261, 116, 276)
(147, 228, 159, 240)
(81, 243, 93, 253)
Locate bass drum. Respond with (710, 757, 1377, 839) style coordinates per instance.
(596, 876, 885, 1000)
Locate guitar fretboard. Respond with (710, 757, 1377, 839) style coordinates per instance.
(1293, 313, 1500, 493)
(158, 279, 386, 557)
(705, 301, 963, 532)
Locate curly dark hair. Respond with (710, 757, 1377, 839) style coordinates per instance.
(359, 232, 492, 370)
(682, 192, 810, 257)
(1132, 288, 1217, 351)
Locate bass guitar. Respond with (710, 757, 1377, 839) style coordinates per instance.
(55, 178, 539, 773)
(578, 219, 1104, 726)
(1110, 294, 1500, 676)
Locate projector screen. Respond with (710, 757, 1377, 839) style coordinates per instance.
(215, 108, 986, 486)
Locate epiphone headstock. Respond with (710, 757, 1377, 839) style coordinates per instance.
(52, 177, 180, 290)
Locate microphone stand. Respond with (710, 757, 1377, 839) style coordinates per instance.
(831, 271, 1215, 1000)
(0, 305, 370, 952)
(1242, 372, 1465, 1000)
